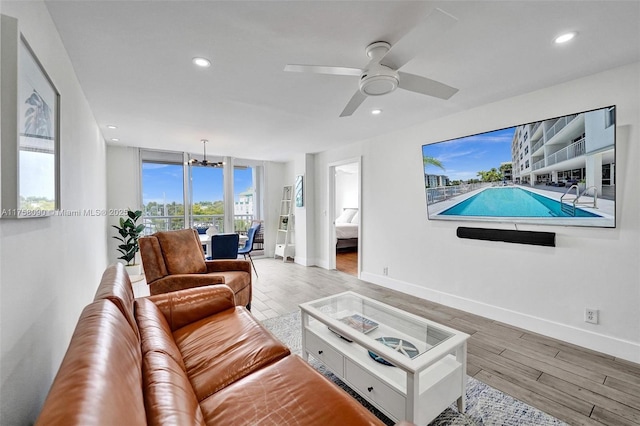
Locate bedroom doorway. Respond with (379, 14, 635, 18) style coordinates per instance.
(328, 159, 361, 277)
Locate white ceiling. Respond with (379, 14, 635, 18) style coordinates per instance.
(44, 1, 639, 162)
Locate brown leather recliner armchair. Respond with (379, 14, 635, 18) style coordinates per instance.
(139, 228, 252, 308)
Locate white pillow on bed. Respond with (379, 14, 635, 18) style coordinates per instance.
(336, 208, 357, 224)
(350, 211, 360, 225)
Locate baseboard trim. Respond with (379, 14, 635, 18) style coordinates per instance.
(314, 259, 329, 269)
(294, 256, 313, 267)
(360, 271, 640, 363)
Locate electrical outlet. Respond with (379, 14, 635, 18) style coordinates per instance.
(383, 267, 388, 276)
(585, 308, 599, 324)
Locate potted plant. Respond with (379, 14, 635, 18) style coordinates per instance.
(112, 209, 144, 276)
(578, 179, 586, 192)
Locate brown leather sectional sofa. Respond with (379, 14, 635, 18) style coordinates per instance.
(35, 263, 385, 425)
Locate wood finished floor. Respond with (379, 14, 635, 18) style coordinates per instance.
(249, 258, 640, 426)
(336, 250, 358, 276)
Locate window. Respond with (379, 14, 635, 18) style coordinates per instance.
(571, 169, 582, 181)
(525, 160, 530, 168)
(142, 162, 185, 234)
(191, 165, 225, 232)
(524, 146, 529, 155)
(602, 164, 612, 185)
(141, 150, 263, 235)
(233, 166, 255, 232)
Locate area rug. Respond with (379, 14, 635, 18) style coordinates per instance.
(262, 311, 566, 426)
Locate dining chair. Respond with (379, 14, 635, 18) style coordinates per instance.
(238, 223, 260, 276)
(211, 233, 240, 260)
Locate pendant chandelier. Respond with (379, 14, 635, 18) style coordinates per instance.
(189, 139, 223, 167)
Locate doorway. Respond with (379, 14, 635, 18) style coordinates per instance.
(328, 159, 361, 277)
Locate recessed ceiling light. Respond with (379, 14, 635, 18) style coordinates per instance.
(111, 138, 120, 142)
(106, 125, 117, 129)
(192, 57, 211, 67)
(371, 109, 382, 115)
(554, 32, 577, 44)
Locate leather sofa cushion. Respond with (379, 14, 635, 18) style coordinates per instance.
(142, 351, 205, 426)
(135, 297, 186, 371)
(199, 355, 384, 425)
(173, 307, 290, 401)
(35, 300, 146, 426)
(156, 229, 207, 275)
(93, 263, 139, 339)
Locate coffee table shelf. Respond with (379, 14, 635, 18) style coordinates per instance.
(299, 291, 469, 425)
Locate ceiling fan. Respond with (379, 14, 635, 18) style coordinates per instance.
(284, 8, 459, 117)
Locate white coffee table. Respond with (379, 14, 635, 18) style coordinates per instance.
(299, 291, 469, 425)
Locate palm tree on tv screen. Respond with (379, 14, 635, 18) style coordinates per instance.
(423, 156, 445, 171)
(477, 168, 502, 182)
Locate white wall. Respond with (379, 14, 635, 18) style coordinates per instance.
(335, 167, 359, 215)
(288, 153, 316, 266)
(314, 63, 640, 362)
(0, 2, 108, 424)
(263, 161, 287, 257)
(106, 146, 141, 262)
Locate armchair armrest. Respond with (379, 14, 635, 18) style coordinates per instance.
(147, 285, 236, 331)
(205, 259, 251, 274)
(148, 274, 225, 296)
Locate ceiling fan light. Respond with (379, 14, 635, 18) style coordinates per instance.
(554, 32, 577, 44)
(360, 74, 398, 96)
(192, 57, 211, 67)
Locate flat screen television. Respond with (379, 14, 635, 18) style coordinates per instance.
(422, 106, 616, 228)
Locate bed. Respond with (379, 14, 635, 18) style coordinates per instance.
(335, 208, 359, 251)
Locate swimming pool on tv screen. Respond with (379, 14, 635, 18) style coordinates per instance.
(439, 187, 601, 218)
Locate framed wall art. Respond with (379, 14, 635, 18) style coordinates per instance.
(295, 175, 304, 207)
(1, 15, 60, 218)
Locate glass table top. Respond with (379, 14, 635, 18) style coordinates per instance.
(301, 291, 460, 364)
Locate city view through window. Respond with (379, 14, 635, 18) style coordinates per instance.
(142, 162, 255, 235)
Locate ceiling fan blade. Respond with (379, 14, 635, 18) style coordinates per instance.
(284, 64, 362, 76)
(398, 71, 458, 100)
(380, 8, 457, 70)
(340, 90, 367, 117)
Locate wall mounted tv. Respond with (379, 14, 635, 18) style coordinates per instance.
(422, 106, 616, 228)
